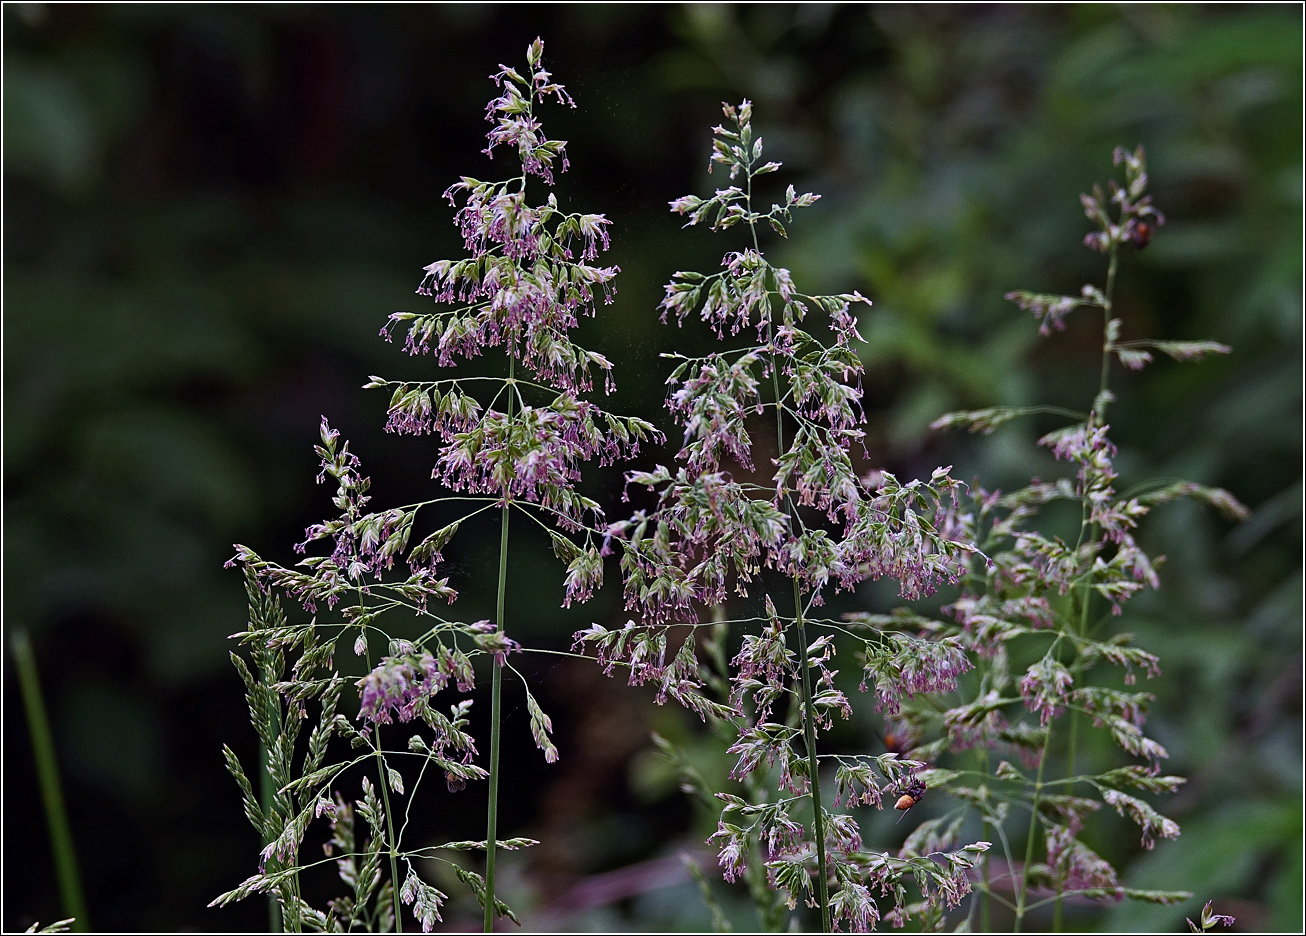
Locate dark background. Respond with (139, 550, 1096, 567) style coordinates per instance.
(3, 4, 1301, 932)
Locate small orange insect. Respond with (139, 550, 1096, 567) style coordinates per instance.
(894, 778, 927, 824)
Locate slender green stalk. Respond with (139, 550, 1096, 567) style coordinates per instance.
(258, 732, 284, 933)
(749, 162, 831, 932)
(11, 628, 90, 933)
(1096, 247, 1119, 426)
(1013, 726, 1054, 932)
(484, 512, 508, 932)
(359, 603, 404, 935)
(1037, 238, 1120, 934)
(485, 354, 516, 932)
(1049, 242, 1120, 933)
(374, 732, 403, 933)
(795, 595, 832, 933)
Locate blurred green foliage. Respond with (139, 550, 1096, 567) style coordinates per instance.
(3, 4, 1299, 932)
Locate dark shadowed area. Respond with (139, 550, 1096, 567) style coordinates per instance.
(4, 4, 1300, 932)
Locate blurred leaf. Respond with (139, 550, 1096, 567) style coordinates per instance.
(1104, 798, 1302, 932)
(4, 56, 99, 196)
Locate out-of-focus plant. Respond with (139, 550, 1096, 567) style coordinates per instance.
(577, 100, 989, 933)
(212, 39, 657, 932)
(852, 146, 1249, 931)
(1186, 899, 1237, 933)
(21, 920, 76, 935)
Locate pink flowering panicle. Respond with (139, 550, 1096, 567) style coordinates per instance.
(576, 99, 985, 932)
(872, 146, 1248, 929)
(216, 40, 654, 930)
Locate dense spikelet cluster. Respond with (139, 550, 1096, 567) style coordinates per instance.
(867, 146, 1247, 928)
(577, 100, 986, 932)
(212, 41, 1245, 933)
(217, 39, 655, 930)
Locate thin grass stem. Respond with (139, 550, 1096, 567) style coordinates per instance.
(1013, 724, 1054, 932)
(485, 352, 516, 933)
(259, 729, 284, 932)
(11, 629, 90, 934)
(746, 152, 833, 934)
